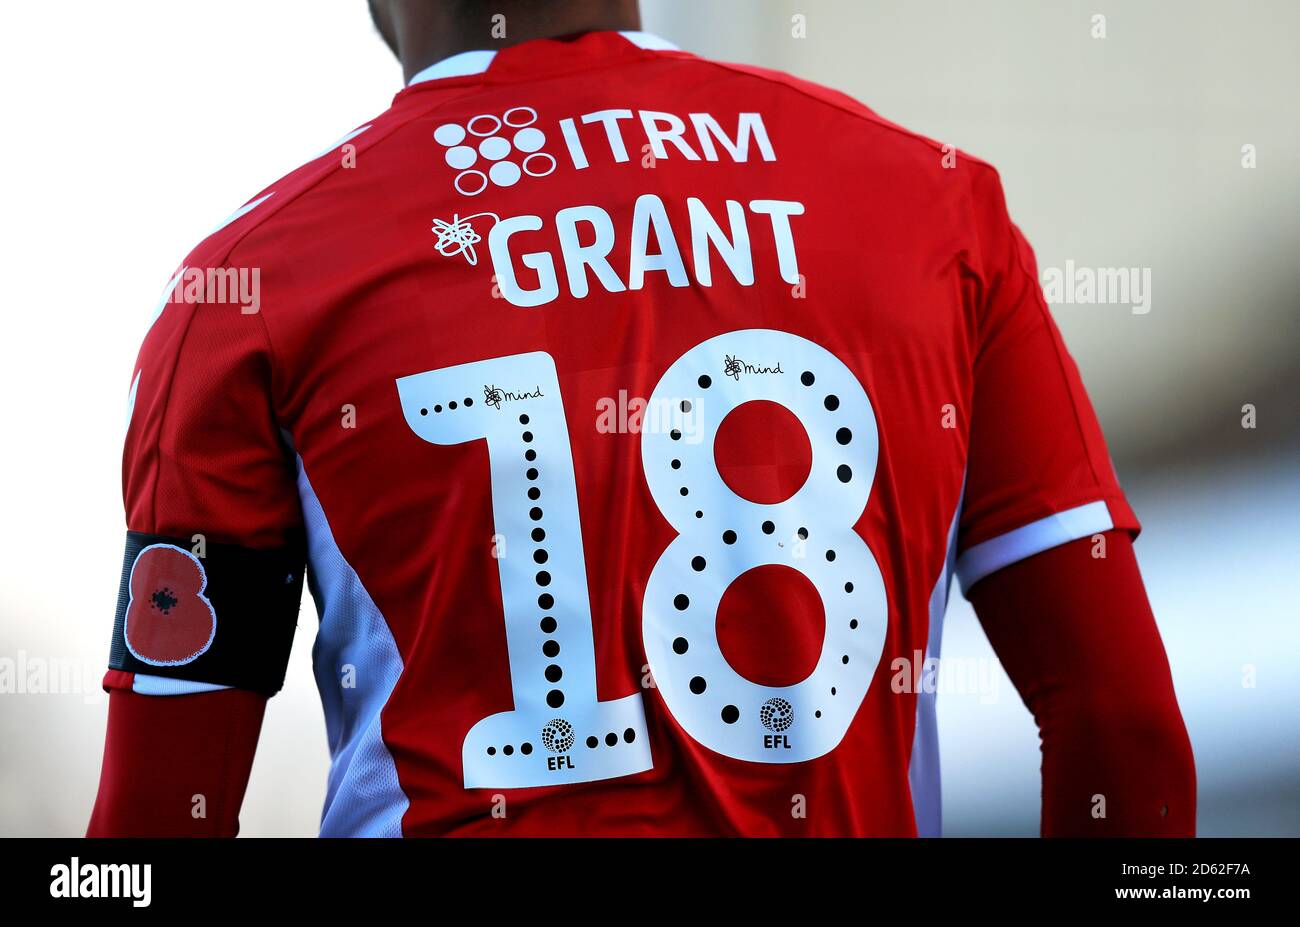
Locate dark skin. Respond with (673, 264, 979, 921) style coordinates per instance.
(368, 0, 642, 84)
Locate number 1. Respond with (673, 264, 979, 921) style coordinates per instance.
(397, 353, 653, 788)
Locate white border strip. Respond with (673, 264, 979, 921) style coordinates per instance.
(406, 31, 681, 87)
(909, 488, 962, 837)
(618, 30, 681, 51)
(408, 49, 498, 85)
(133, 674, 229, 696)
(956, 500, 1113, 595)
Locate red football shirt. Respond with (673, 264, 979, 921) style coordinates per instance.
(108, 30, 1138, 836)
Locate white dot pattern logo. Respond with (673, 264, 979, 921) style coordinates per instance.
(433, 106, 555, 196)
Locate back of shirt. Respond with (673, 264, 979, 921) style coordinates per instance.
(108, 30, 1137, 836)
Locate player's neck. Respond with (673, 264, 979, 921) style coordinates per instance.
(394, 2, 642, 85)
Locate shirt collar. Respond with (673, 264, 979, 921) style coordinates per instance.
(406, 30, 680, 86)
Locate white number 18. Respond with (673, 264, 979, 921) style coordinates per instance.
(396, 329, 887, 788)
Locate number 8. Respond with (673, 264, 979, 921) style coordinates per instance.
(641, 329, 887, 763)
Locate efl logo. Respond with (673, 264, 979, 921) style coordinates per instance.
(541, 718, 576, 772)
(432, 106, 555, 196)
(760, 697, 794, 750)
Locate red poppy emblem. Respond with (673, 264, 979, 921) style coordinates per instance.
(123, 544, 217, 666)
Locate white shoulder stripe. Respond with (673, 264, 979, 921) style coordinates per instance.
(312, 124, 372, 160)
(209, 192, 275, 235)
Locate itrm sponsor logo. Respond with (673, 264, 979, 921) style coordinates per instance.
(49, 857, 151, 908)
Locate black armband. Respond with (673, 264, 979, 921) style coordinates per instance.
(109, 531, 306, 696)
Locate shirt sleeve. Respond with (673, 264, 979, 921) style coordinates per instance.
(955, 165, 1140, 595)
(107, 257, 306, 696)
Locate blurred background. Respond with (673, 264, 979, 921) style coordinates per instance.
(0, 0, 1295, 836)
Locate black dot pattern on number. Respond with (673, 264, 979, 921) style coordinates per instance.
(605, 732, 618, 746)
(671, 459, 681, 469)
(801, 371, 815, 386)
(698, 375, 711, 389)
(815, 710, 822, 719)
(419, 408, 428, 416)
(670, 429, 682, 441)
(680, 400, 691, 413)
(824, 395, 839, 411)
(679, 487, 689, 496)
(624, 728, 636, 743)
(831, 686, 837, 696)
(762, 521, 775, 535)
(673, 637, 689, 654)
(521, 742, 533, 755)
(723, 530, 737, 545)
(587, 736, 599, 748)
(487, 746, 496, 756)
(429, 392, 495, 414)
(797, 527, 808, 539)
(837, 465, 852, 483)
(690, 676, 707, 694)
(673, 594, 689, 610)
(691, 556, 706, 571)
(836, 427, 851, 445)
(826, 550, 837, 562)
(841, 655, 849, 665)
(695, 510, 703, 519)
(721, 705, 740, 724)
(517, 421, 559, 708)
(850, 618, 859, 629)
(845, 582, 854, 593)
(503, 744, 513, 755)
